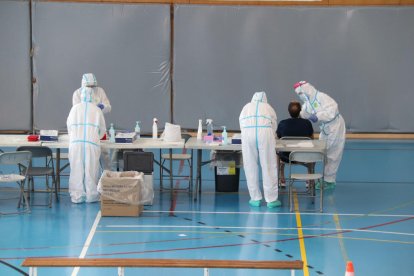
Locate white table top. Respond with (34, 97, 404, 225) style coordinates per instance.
(0, 135, 42, 147)
(185, 137, 326, 152)
(41, 134, 185, 150)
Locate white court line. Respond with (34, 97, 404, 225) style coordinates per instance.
(71, 211, 102, 276)
(102, 224, 414, 236)
(143, 210, 414, 217)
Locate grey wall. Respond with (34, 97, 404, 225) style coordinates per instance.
(1, 3, 413, 133)
(0, 1, 31, 130)
(174, 6, 414, 132)
(32, 2, 171, 133)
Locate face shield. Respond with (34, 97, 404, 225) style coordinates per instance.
(81, 73, 98, 87)
(294, 81, 309, 103)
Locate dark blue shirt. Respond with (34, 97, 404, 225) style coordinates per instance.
(277, 118, 314, 162)
(277, 118, 314, 139)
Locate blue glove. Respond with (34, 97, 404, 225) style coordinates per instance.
(97, 103, 104, 110)
(309, 114, 318, 123)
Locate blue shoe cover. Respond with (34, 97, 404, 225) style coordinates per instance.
(249, 200, 261, 207)
(267, 200, 282, 208)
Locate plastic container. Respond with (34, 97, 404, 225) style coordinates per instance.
(109, 123, 115, 143)
(221, 126, 228, 145)
(152, 118, 158, 139)
(197, 119, 203, 140)
(134, 121, 141, 138)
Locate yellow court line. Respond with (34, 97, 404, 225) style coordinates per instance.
(333, 213, 349, 262)
(293, 192, 309, 276)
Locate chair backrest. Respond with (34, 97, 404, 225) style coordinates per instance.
(0, 151, 32, 167)
(280, 136, 311, 140)
(289, 151, 324, 164)
(123, 151, 154, 173)
(16, 146, 53, 159)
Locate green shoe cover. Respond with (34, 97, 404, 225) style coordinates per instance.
(249, 200, 261, 207)
(267, 200, 282, 208)
(325, 181, 336, 189)
(316, 180, 336, 190)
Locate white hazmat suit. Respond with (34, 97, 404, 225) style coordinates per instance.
(294, 81, 346, 185)
(73, 73, 112, 170)
(73, 73, 111, 114)
(67, 87, 106, 203)
(239, 92, 280, 207)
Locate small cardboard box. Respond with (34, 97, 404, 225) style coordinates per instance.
(99, 171, 143, 217)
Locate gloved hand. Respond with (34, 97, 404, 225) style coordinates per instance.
(309, 114, 318, 123)
(97, 103, 104, 110)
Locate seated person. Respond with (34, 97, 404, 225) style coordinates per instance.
(276, 101, 314, 187)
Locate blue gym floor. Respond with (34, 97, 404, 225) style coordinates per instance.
(1, 140, 414, 276)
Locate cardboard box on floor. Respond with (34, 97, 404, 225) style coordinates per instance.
(99, 171, 144, 217)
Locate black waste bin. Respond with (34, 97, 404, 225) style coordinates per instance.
(215, 166, 240, 192)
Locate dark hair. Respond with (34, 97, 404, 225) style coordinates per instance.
(288, 101, 301, 118)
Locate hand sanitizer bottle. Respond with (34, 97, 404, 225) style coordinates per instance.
(222, 126, 228, 145)
(197, 119, 203, 140)
(109, 123, 115, 143)
(134, 121, 141, 138)
(152, 118, 158, 139)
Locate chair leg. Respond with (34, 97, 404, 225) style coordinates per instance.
(18, 180, 31, 213)
(47, 176, 52, 208)
(52, 173, 59, 202)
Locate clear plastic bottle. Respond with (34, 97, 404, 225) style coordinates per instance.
(206, 119, 213, 136)
(221, 126, 228, 145)
(197, 119, 203, 140)
(152, 118, 158, 139)
(134, 121, 141, 138)
(109, 123, 115, 143)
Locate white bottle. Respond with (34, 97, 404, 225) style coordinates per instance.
(134, 121, 141, 138)
(152, 118, 158, 139)
(222, 126, 228, 145)
(197, 119, 203, 140)
(109, 123, 115, 143)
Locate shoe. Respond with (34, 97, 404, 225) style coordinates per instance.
(249, 200, 261, 207)
(315, 180, 336, 190)
(279, 179, 286, 189)
(267, 200, 282, 208)
(325, 181, 336, 189)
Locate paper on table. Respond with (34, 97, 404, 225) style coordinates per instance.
(286, 141, 314, 148)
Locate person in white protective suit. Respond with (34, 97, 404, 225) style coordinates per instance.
(67, 86, 106, 203)
(239, 92, 281, 208)
(293, 81, 346, 189)
(73, 73, 112, 170)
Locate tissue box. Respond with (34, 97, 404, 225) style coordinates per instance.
(115, 132, 137, 143)
(40, 130, 58, 142)
(203, 135, 214, 142)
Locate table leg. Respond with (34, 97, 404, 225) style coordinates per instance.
(194, 149, 202, 201)
(169, 148, 173, 193)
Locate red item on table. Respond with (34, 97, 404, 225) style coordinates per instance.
(27, 135, 39, 142)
